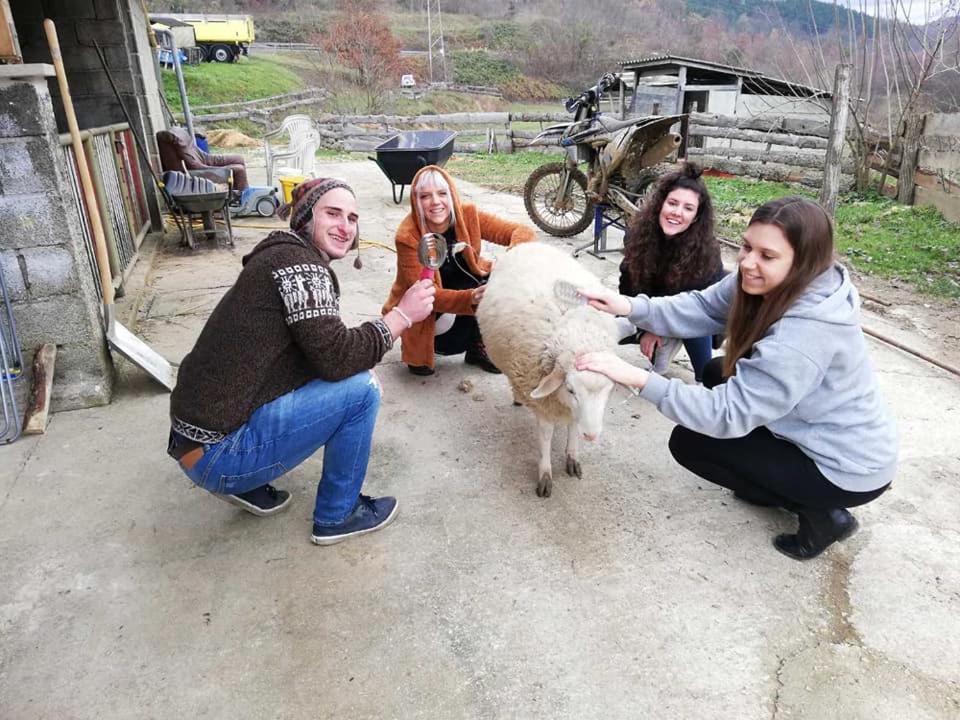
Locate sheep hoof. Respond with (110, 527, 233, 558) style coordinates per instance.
(536, 473, 553, 498)
(565, 455, 581, 478)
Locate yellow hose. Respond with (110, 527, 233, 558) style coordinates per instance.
(164, 214, 397, 253)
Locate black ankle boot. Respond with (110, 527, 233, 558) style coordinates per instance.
(464, 343, 501, 374)
(773, 508, 859, 560)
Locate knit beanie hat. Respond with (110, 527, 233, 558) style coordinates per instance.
(278, 177, 364, 267)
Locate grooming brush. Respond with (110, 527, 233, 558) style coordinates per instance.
(553, 279, 589, 307)
(417, 233, 448, 280)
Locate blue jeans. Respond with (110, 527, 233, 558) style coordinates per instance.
(683, 335, 713, 382)
(178, 372, 381, 525)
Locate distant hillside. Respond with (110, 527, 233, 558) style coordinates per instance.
(686, 0, 877, 37)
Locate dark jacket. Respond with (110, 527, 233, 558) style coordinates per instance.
(170, 231, 392, 441)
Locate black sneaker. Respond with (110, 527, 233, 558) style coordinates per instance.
(408, 364, 435, 376)
(218, 484, 292, 517)
(464, 343, 501, 374)
(312, 495, 399, 545)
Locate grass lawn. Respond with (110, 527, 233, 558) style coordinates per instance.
(446, 154, 960, 298)
(162, 56, 304, 113)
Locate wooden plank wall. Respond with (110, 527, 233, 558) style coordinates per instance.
(913, 113, 960, 223)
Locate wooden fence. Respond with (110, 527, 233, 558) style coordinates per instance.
(315, 111, 569, 154)
(901, 112, 960, 223)
(684, 111, 854, 188)
(183, 88, 331, 126)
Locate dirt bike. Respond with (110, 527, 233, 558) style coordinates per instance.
(523, 72, 685, 238)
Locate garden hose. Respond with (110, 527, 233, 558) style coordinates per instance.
(163, 214, 397, 253)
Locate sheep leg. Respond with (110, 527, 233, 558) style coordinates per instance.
(536, 417, 554, 498)
(564, 423, 582, 479)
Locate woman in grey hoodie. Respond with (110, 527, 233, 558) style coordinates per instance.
(576, 196, 896, 560)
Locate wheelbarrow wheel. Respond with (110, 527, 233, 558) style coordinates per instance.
(255, 196, 276, 217)
(523, 162, 594, 237)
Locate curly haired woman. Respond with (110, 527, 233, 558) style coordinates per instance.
(618, 162, 725, 382)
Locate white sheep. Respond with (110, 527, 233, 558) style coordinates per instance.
(477, 242, 619, 497)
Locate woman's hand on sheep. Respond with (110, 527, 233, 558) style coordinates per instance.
(575, 351, 648, 391)
(576, 287, 632, 317)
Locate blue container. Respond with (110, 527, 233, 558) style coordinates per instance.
(194, 133, 209, 152)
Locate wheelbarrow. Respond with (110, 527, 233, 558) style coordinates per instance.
(369, 130, 456, 204)
(162, 170, 234, 248)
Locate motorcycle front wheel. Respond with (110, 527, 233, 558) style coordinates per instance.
(523, 162, 594, 237)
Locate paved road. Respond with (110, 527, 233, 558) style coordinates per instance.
(1, 160, 958, 719)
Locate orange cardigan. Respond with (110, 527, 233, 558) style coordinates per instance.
(382, 166, 535, 368)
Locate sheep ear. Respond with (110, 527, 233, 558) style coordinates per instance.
(531, 365, 566, 399)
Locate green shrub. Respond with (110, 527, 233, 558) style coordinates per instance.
(451, 50, 519, 87)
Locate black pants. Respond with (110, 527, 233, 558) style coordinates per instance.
(434, 315, 481, 356)
(667, 357, 888, 511)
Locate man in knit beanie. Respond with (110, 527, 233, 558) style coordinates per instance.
(168, 177, 435, 544)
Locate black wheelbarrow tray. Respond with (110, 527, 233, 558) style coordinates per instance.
(162, 170, 234, 248)
(369, 130, 456, 204)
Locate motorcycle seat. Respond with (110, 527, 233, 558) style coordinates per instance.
(595, 115, 647, 133)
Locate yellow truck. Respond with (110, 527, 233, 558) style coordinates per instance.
(151, 13, 254, 63)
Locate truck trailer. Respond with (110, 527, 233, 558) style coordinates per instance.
(150, 13, 254, 63)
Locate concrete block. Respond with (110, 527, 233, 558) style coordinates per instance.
(0, 250, 27, 301)
(70, 96, 126, 130)
(75, 20, 126, 48)
(20, 245, 80, 298)
(95, 0, 120, 20)
(9, 295, 114, 410)
(0, 194, 74, 249)
(42, 0, 97, 19)
(0, 82, 59, 139)
(14, 295, 101, 348)
(45, 44, 130, 73)
(924, 112, 960, 135)
(0, 140, 60, 194)
(64, 67, 135, 97)
(8, 0, 43, 23)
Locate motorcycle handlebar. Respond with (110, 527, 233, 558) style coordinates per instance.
(562, 73, 620, 114)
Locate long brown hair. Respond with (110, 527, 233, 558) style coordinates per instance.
(722, 197, 836, 377)
(619, 162, 719, 296)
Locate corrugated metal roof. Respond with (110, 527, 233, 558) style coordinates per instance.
(618, 53, 829, 98)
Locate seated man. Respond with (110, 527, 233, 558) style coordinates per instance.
(157, 127, 249, 191)
(167, 178, 435, 544)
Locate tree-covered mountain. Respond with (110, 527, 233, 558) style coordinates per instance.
(685, 0, 877, 37)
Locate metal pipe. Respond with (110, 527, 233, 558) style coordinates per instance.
(863, 325, 960, 378)
(169, 33, 195, 141)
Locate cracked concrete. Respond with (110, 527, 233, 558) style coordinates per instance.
(1, 159, 958, 718)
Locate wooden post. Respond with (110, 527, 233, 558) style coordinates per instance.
(618, 79, 625, 120)
(820, 63, 852, 216)
(0, 0, 21, 62)
(22, 344, 57, 435)
(897, 114, 926, 205)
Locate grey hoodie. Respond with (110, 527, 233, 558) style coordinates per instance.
(631, 263, 897, 492)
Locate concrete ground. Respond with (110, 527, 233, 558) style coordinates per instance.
(2, 159, 959, 719)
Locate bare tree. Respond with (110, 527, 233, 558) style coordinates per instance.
(319, 0, 402, 113)
(786, 0, 960, 192)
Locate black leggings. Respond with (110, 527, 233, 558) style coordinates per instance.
(434, 315, 481, 356)
(668, 357, 888, 511)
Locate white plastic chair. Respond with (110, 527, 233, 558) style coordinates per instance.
(263, 115, 316, 184)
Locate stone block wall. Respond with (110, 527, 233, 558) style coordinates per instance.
(0, 68, 113, 416)
(11, 0, 161, 228)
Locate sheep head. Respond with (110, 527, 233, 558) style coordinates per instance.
(530, 350, 615, 441)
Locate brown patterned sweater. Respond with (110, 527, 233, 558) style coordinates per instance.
(170, 231, 393, 442)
